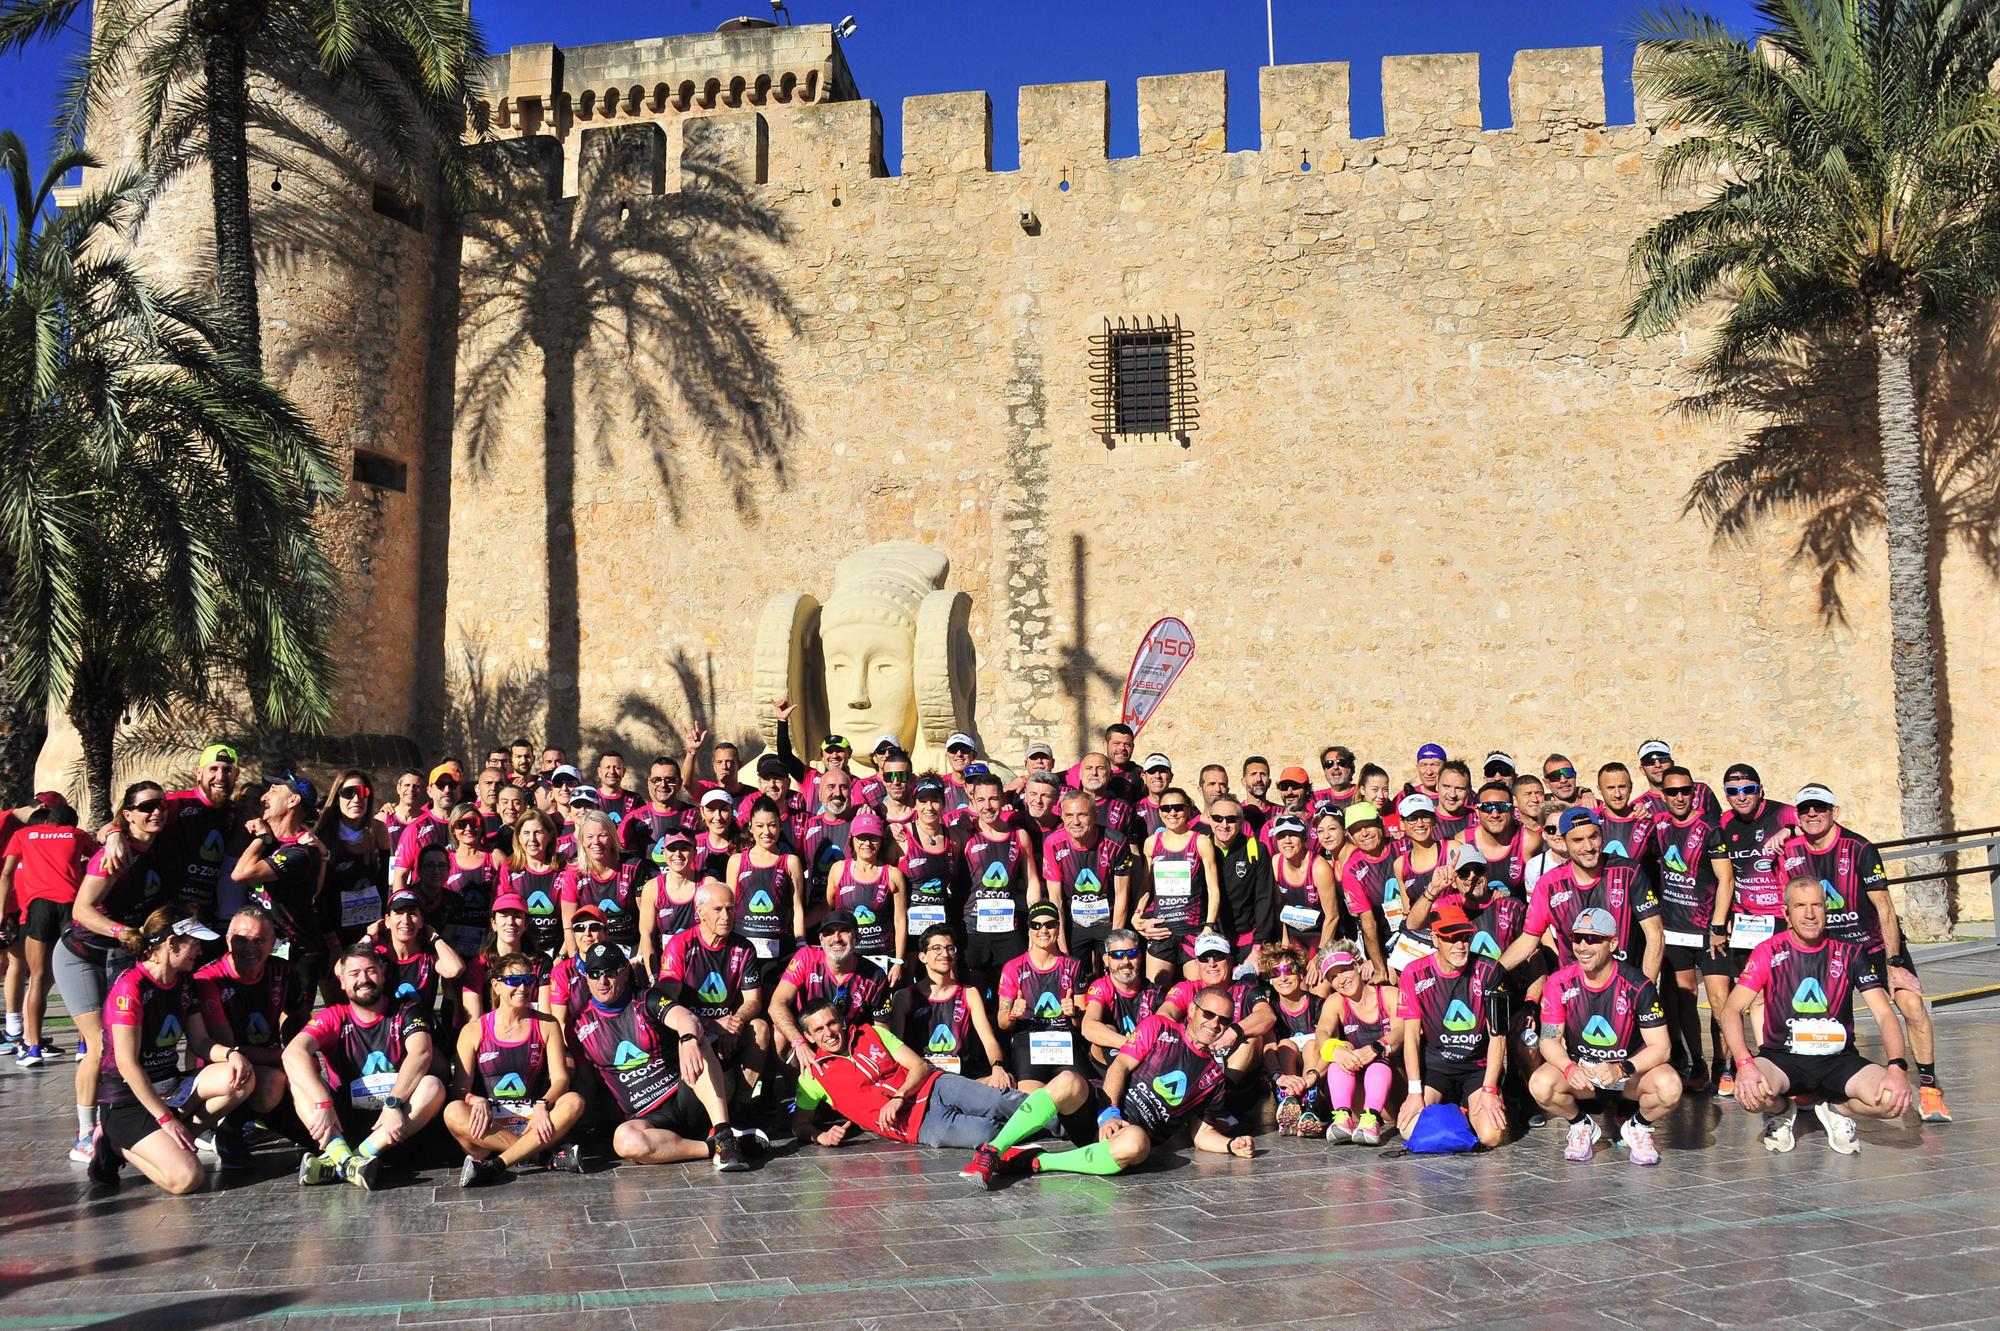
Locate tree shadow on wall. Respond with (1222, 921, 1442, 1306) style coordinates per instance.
(1677, 321, 2000, 837)
(451, 128, 798, 750)
(578, 648, 763, 769)
(439, 633, 550, 764)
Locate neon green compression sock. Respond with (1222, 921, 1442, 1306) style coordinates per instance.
(985, 1089, 1059, 1153)
(1030, 1141, 1124, 1176)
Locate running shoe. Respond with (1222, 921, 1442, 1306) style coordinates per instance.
(459, 1156, 506, 1188)
(73, 1036, 87, 1062)
(1621, 1119, 1659, 1166)
(1325, 1111, 1355, 1144)
(1563, 1117, 1601, 1162)
(1815, 1102, 1860, 1155)
(214, 1129, 252, 1171)
(994, 1146, 1037, 1178)
(549, 1144, 585, 1174)
(1527, 1111, 1551, 1129)
(342, 1153, 382, 1190)
(1919, 1086, 1953, 1123)
(1761, 1105, 1797, 1153)
(1350, 1111, 1384, 1147)
(0, 1034, 19, 1057)
(710, 1130, 748, 1173)
(1274, 1094, 1302, 1136)
(298, 1153, 338, 1186)
(14, 1044, 43, 1068)
(1716, 1068, 1736, 1099)
(41, 1034, 63, 1055)
(730, 1124, 772, 1151)
(86, 1129, 122, 1189)
(67, 1130, 96, 1164)
(1294, 1109, 1326, 1139)
(960, 1144, 999, 1189)
(1685, 1058, 1710, 1093)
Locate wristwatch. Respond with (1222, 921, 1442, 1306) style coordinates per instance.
(383, 1095, 403, 1110)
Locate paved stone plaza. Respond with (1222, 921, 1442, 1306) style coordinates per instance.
(2, 949, 1997, 1330)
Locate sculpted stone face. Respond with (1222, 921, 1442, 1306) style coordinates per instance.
(822, 616, 918, 747)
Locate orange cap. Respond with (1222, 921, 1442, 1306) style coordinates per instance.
(1278, 766, 1311, 785)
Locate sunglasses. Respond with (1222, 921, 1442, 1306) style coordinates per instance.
(1545, 767, 1576, 781)
(454, 819, 482, 831)
(1641, 756, 1670, 765)
(1028, 921, 1059, 932)
(1209, 814, 1241, 824)
(339, 785, 371, 800)
(1159, 804, 1192, 814)
(434, 777, 460, 788)
(1105, 948, 1140, 961)
(1798, 801, 1833, 815)
(1476, 801, 1513, 814)
(1571, 934, 1611, 945)
(1725, 784, 1759, 796)
(584, 968, 623, 981)
(882, 772, 912, 781)
(1456, 865, 1483, 880)
(1662, 785, 1695, 797)
(1276, 782, 1304, 792)
(1270, 964, 1298, 977)
(1542, 825, 1561, 836)
(1324, 759, 1351, 769)
(1194, 1007, 1233, 1023)
(128, 799, 165, 815)
(570, 922, 605, 933)
(498, 972, 536, 987)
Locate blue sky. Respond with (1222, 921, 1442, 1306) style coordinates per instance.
(1, 0, 1767, 172)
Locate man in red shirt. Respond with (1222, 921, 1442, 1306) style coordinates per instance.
(1, 799, 95, 1064)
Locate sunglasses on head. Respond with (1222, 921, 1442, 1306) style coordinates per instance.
(1105, 948, 1139, 961)
(1725, 783, 1759, 796)
(498, 972, 536, 987)
(1476, 801, 1512, 814)
(1545, 767, 1576, 780)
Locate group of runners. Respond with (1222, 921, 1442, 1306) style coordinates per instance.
(0, 716, 1950, 1195)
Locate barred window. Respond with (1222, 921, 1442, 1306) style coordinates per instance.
(1091, 316, 1198, 442)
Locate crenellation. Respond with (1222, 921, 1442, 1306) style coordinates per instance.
(902, 92, 993, 175)
(768, 100, 884, 190)
(1382, 53, 1481, 137)
(462, 134, 563, 211)
(1259, 61, 1351, 161)
(1137, 70, 1227, 156)
(1509, 47, 1607, 129)
(580, 123, 667, 197)
(683, 112, 767, 187)
(1018, 82, 1109, 177)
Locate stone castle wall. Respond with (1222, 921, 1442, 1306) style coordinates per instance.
(434, 35, 2000, 865)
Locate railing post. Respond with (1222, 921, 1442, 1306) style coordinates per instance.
(1989, 840, 1999, 948)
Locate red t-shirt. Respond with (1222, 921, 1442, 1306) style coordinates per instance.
(4, 826, 98, 911)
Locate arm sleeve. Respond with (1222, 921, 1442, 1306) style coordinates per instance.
(773, 722, 808, 781)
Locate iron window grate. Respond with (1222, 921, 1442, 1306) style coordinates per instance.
(1090, 316, 1198, 442)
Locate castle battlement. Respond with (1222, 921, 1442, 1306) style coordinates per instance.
(468, 36, 1651, 205)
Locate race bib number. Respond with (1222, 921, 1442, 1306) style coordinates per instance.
(1730, 914, 1778, 951)
(750, 937, 778, 960)
(490, 1100, 530, 1128)
(975, 899, 1015, 934)
(1071, 896, 1110, 927)
(909, 903, 947, 932)
(1788, 1018, 1846, 1057)
(1280, 905, 1321, 933)
(929, 1054, 961, 1074)
(1387, 931, 1435, 974)
(340, 889, 382, 929)
(1664, 929, 1704, 949)
(349, 1070, 398, 1109)
(1153, 860, 1193, 906)
(1028, 1030, 1075, 1066)
(158, 1074, 200, 1109)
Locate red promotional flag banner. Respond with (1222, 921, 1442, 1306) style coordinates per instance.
(1120, 617, 1196, 737)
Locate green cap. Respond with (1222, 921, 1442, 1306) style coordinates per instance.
(1343, 802, 1381, 828)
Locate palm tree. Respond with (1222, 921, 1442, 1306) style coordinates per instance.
(0, 133, 343, 820)
(0, 0, 487, 369)
(1625, 0, 2000, 938)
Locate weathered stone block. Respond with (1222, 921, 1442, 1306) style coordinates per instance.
(1139, 70, 1227, 155)
(1510, 47, 1606, 127)
(580, 123, 666, 197)
(682, 111, 767, 186)
(1019, 81, 1108, 175)
(903, 92, 992, 174)
(1383, 53, 1481, 136)
(1260, 61, 1351, 150)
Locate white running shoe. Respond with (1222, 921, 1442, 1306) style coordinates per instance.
(1815, 1101, 1860, 1155)
(1762, 1105, 1797, 1153)
(1563, 1117, 1602, 1162)
(1621, 1118, 1659, 1166)
(67, 1129, 96, 1164)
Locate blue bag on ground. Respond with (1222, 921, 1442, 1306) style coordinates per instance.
(1404, 1103, 1480, 1153)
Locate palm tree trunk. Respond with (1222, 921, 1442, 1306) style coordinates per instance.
(1872, 303, 1950, 940)
(66, 680, 123, 828)
(204, 28, 261, 368)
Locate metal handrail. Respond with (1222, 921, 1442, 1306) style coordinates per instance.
(1877, 823, 2000, 851)
(1869, 823, 2000, 953)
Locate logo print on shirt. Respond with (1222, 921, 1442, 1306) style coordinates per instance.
(244, 1011, 273, 1045)
(1470, 930, 1500, 960)
(526, 891, 555, 916)
(1075, 867, 1102, 892)
(491, 1071, 529, 1098)
(854, 904, 877, 927)
(1033, 991, 1063, 1020)
(612, 1040, 650, 1070)
(1383, 877, 1403, 907)
(748, 890, 776, 915)
(1792, 977, 1830, 1014)
(143, 869, 163, 897)
(928, 1023, 957, 1053)
(1120, 1014, 1137, 1034)
(154, 1015, 184, 1048)
(1581, 1015, 1619, 1048)
(1821, 877, 1846, 911)
(697, 972, 728, 1005)
(395, 982, 418, 1000)
(1605, 839, 1630, 858)
(1151, 1070, 1188, 1106)
(980, 862, 1011, 890)
(200, 830, 226, 864)
(1442, 998, 1478, 1033)
(1663, 845, 1689, 875)
(360, 1050, 395, 1077)
(597, 897, 621, 915)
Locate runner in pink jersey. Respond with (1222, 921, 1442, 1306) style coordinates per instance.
(444, 952, 587, 1183)
(1134, 792, 1218, 982)
(389, 762, 462, 893)
(1260, 943, 1324, 1134)
(1268, 815, 1336, 955)
(1336, 803, 1398, 979)
(996, 904, 1085, 1089)
(725, 801, 807, 974)
(1309, 945, 1402, 1145)
(638, 832, 705, 981)
(825, 810, 908, 977)
(695, 791, 741, 883)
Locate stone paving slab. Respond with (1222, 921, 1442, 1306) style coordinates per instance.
(1, 997, 1996, 1331)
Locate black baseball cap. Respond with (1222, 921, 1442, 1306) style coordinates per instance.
(756, 755, 788, 780)
(580, 942, 627, 976)
(818, 909, 858, 937)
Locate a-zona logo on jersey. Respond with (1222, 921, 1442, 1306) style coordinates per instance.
(154, 1015, 184, 1048)
(200, 830, 226, 864)
(1442, 999, 1478, 1032)
(612, 1040, 649, 1070)
(244, 1011, 273, 1045)
(1792, 977, 1829, 1014)
(927, 1023, 957, 1053)
(697, 973, 728, 1005)
(526, 891, 555, 916)
(491, 1072, 529, 1099)
(1605, 840, 1630, 858)
(854, 904, 877, 926)
(980, 862, 1011, 890)
(1033, 991, 1063, 1019)
(1075, 868, 1102, 892)
(395, 982, 418, 1000)
(1663, 845, 1689, 874)
(597, 897, 622, 915)
(1581, 1015, 1618, 1048)
(1151, 1070, 1188, 1106)
(360, 1050, 395, 1077)
(1470, 931, 1500, 960)
(1821, 877, 1846, 911)
(748, 890, 776, 914)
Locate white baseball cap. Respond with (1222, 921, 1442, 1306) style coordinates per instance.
(1795, 784, 1837, 807)
(1398, 792, 1436, 818)
(946, 732, 976, 752)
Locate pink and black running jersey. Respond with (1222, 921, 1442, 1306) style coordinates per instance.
(914, 984, 973, 1065)
(1114, 1015, 1227, 1135)
(1397, 953, 1504, 1068)
(390, 809, 450, 875)
(1041, 828, 1131, 941)
(1781, 829, 1890, 952)
(1340, 846, 1402, 942)
(695, 831, 739, 884)
(1393, 844, 1448, 908)
(99, 964, 193, 1106)
(800, 814, 858, 908)
(1523, 857, 1659, 966)
(899, 826, 961, 941)
(1329, 986, 1395, 1048)
(1464, 893, 1528, 964)
(444, 854, 500, 955)
(558, 862, 644, 949)
(1272, 992, 1321, 1040)
(959, 827, 1030, 953)
(1539, 961, 1666, 1064)
(471, 1011, 549, 1104)
(731, 853, 797, 959)
(1163, 978, 1263, 1023)
(1595, 807, 1658, 862)
(1470, 830, 1529, 899)
(1722, 800, 1799, 917)
(1738, 932, 1883, 1054)
(193, 954, 289, 1052)
(650, 876, 700, 944)
(1645, 815, 1726, 939)
(501, 864, 563, 955)
(1084, 975, 1160, 1039)
(779, 947, 893, 1025)
(1434, 807, 1474, 843)
(572, 997, 682, 1117)
(154, 789, 233, 922)
(661, 927, 761, 1019)
(300, 1002, 429, 1090)
(1144, 830, 1207, 934)
(737, 790, 810, 852)
(65, 844, 171, 958)
(827, 861, 898, 958)
(595, 788, 640, 824)
(998, 953, 1083, 1031)
(621, 802, 702, 860)
(1093, 794, 1139, 839)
